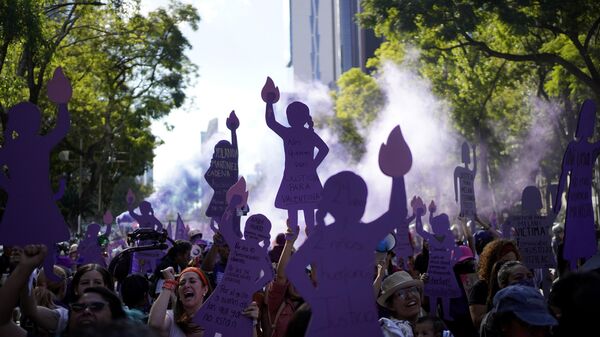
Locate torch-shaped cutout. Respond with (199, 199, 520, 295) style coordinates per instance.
(226, 176, 249, 209)
(379, 125, 412, 177)
(261, 77, 280, 104)
(47, 67, 72, 104)
(226, 110, 239, 130)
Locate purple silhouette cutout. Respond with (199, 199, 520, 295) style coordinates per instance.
(205, 111, 239, 220)
(454, 142, 477, 219)
(175, 213, 188, 240)
(505, 186, 555, 297)
(127, 189, 164, 231)
(506, 186, 556, 269)
(79, 210, 113, 267)
(0, 67, 71, 280)
(284, 126, 411, 337)
(193, 178, 274, 337)
(262, 77, 329, 237)
(555, 100, 599, 270)
(414, 199, 462, 321)
(127, 190, 164, 273)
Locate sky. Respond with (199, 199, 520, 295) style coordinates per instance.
(142, 0, 293, 187)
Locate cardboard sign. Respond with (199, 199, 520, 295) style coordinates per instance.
(555, 99, 599, 269)
(0, 67, 71, 280)
(284, 126, 411, 337)
(262, 77, 329, 235)
(513, 215, 554, 268)
(205, 111, 239, 218)
(194, 178, 274, 337)
(454, 142, 477, 219)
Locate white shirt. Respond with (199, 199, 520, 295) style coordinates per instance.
(379, 317, 414, 337)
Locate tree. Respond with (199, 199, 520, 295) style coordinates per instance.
(329, 1, 599, 212)
(359, 0, 600, 100)
(0, 0, 200, 230)
(331, 67, 385, 160)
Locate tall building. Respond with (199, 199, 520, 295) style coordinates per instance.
(289, 0, 382, 88)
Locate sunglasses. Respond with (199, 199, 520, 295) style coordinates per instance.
(70, 301, 108, 313)
(394, 286, 420, 300)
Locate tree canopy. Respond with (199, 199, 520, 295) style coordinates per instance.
(330, 0, 600, 212)
(0, 0, 200, 231)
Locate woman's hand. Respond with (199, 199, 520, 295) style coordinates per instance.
(242, 301, 259, 320)
(161, 267, 175, 281)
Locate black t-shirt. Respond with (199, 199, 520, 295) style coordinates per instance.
(468, 279, 488, 305)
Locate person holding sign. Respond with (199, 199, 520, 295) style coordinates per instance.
(262, 77, 329, 237)
(454, 142, 477, 220)
(193, 178, 273, 337)
(555, 99, 599, 271)
(285, 126, 413, 337)
(149, 265, 260, 337)
(414, 198, 462, 321)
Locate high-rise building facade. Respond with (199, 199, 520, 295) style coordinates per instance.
(289, 0, 382, 88)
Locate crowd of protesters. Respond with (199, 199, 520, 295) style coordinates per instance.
(0, 209, 599, 337)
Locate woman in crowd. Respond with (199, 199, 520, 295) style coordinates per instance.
(486, 285, 556, 337)
(20, 263, 115, 336)
(468, 239, 520, 329)
(0, 245, 128, 337)
(480, 260, 535, 337)
(148, 266, 259, 337)
(377, 271, 424, 337)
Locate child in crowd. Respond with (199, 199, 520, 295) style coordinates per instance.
(415, 315, 454, 337)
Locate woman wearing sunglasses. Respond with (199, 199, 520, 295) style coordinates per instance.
(0, 245, 128, 337)
(377, 271, 425, 337)
(19, 263, 115, 336)
(69, 287, 126, 330)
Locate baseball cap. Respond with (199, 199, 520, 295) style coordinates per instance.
(452, 245, 474, 263)
(493, 285, 557, 327)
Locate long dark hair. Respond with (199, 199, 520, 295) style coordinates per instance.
(64, 264, 114, 304)
(72, 264, 114, 292)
